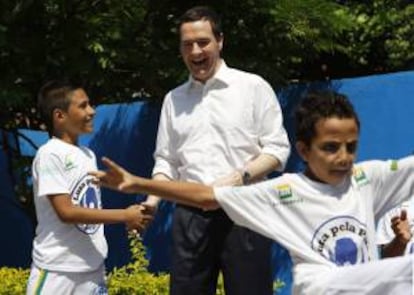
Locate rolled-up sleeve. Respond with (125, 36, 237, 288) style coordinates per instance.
(254, 79, 290, 170)
(152, 94, 180, 179)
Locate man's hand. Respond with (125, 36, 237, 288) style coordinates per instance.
(211, 170, 243, 187)
(391, 209, 412, 244)
(141, 202, 158, 216)
(89, 157, 138, 193)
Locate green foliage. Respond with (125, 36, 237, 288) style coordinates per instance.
(0, 267, 30, 295)
(2, 0, 413, 128)
(347, 0, 414, 71)
(0, 0, 369, 128)
(107, 235, 169, 294)
(274, 278, 285, 293)
(221, 0, 355, 83)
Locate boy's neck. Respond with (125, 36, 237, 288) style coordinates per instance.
(304, 168, 325, 184)
(53, 131, 79, 146)
(304, 167, 349, 187)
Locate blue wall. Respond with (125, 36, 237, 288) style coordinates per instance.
(0, 145, 33, 267)
(2, 70, 414, 294)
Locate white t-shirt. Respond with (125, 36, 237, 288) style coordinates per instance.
(152, 61, 290, 183)
(376, 200, 414, 255)
(32, 138, 108, 272)
(214, 157, 414, 294)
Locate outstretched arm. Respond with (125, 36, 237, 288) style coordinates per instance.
(90, 157, 219, 210)
(48, 195, 153, 232)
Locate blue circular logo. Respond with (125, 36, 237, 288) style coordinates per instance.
(311, 216, 370, 266)
(72, 175, 102, 234)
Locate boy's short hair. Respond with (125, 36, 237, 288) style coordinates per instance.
(179, 6, 223, 40)
(37, 79, 83, 134)
(295, 91, 360, 146)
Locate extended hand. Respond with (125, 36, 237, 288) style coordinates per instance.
(141, 201, 158, 217)
(89, 157, 138, 193)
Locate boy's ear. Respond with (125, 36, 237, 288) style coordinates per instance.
(296, 141, 309, 162)
(53, 109, 66, 121)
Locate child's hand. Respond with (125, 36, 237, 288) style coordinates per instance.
(125, 204, 153, 232)
(141, 202, 157, 217)
(391, 209, 412, 244)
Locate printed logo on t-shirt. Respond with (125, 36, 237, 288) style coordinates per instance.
(276, 184, 292, 199)
(352, 167, 369, 187)
(390, 160, 398, 171)
(311, 216, 370, 266)
(71, 174, 102, 234)
(271, 184, 304, 206)
(64, 154, 77, 171)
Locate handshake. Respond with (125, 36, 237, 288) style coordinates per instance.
(124, 202, 156, 234)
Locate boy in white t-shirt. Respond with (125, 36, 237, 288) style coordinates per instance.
(26, 80, 153, 295)
(91, 91, 414, 295)
(377, 200, 414, 257)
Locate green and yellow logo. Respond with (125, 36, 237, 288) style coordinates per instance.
(270, 183, 304, 207)
(353, 167, 369, 186)
(390, 160, 398, 171)
(276, 184, 292, 199)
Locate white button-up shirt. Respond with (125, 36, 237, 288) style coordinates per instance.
(153, 61, 290, 184)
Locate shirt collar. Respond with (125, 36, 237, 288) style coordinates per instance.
(187, 60, 231, 90)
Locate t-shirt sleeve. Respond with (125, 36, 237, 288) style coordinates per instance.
(152, 94, 180, 179)
(35, 151, 70, 198)
(361, 156, 414, 219)
(214, 181, 282, 241)
(214, 177, 325, 260)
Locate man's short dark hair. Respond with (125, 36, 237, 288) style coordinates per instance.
(295, 91, 360, 146)
(179, 6, 223, 40)
(37, 79, 83, 134)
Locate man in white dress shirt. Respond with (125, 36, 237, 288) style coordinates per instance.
(142, 6, 290, 295)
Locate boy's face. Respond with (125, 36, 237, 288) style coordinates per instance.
(180, 20, 223, 83)
(61, 88, 95, 136)
(296, 117, 359, 186)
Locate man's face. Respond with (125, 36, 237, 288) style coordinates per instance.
(297, 117, 359, 186)
(180, 20, 223, 83)
(62, 88, 96, 135)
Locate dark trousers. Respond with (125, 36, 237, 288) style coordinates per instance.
(170, 204, 273, 295)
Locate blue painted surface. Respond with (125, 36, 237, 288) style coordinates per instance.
(0, 146, 34, 267)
